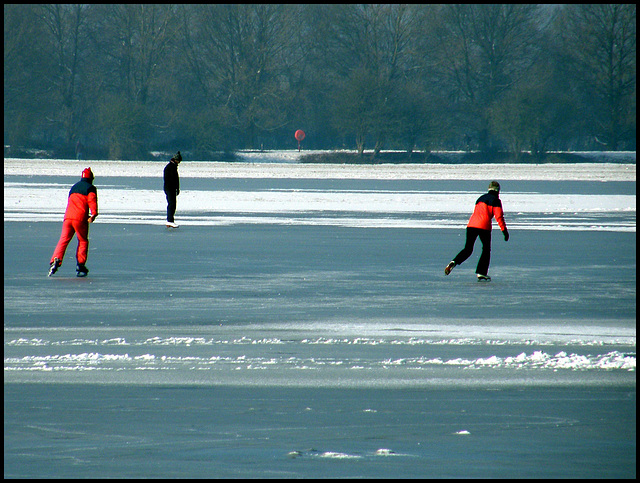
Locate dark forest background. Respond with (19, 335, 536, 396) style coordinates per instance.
(4, 4, 636, 161)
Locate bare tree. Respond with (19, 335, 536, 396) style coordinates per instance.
(188, 4, 299, 148)
(90, 4, 179, 105)
(30, 4, 90, 151)
(4, 5, 53, 150)
(556, 4, 636, 150)
(87, 4, 181, 158)
(432, 4, 543, 151)
(309, 4, 418, 156)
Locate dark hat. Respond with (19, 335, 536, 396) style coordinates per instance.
(172, 151, 182, 162)
(488, 181, 500, 192)
(82, 167, 94, 180)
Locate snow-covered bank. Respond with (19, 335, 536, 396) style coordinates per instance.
(3, 157, 636, 181)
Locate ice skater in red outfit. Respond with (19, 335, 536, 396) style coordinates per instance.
(49, 168, 99, 277)
(444, 181, 509, 281)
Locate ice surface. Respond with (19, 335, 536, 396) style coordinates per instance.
(4, 158, 635, 387)
(4, 384, 636, 478)
(4, 156, 636, 478)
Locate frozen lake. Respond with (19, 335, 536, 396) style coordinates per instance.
(4, 158, 636, 477)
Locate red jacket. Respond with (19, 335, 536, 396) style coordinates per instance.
(467, 191, 507, 231)
(64, 178, 98, 222)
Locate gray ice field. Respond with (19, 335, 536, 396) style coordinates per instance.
(4, 160, 636, 478)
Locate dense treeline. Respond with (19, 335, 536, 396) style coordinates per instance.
(4, 4, 636, 161)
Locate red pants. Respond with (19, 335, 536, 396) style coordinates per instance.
(51, 219, 90, 265)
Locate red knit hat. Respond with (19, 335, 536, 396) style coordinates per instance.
(82, 168, 94, 180)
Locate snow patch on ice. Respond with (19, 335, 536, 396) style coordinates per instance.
(5, 349, 634, 373)
(4, 159, 635, 231)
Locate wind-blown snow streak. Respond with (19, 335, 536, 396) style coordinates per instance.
(4, 350, 635, 372)
(4, 322, 635, 386)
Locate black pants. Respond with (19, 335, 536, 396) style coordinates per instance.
(165, 192, 177, 222)
(452, 227, 492, 276)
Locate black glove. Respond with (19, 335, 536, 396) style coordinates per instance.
(503, 229, 509, 241)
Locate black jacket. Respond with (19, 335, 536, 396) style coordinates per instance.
(163, 161, 179, 195)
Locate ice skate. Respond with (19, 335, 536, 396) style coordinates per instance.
(76, 263, 89, 277)
(48, 258, 61, 277)
(476, 274, 491, 282)
(166, 221, 179, 228)
(444, 261, 456, 275)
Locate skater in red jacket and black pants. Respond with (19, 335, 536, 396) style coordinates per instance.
(49, 168, 98, 277)
(445, 181, 509, 281)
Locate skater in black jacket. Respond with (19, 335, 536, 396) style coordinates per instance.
(164, 151, 181, 227)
